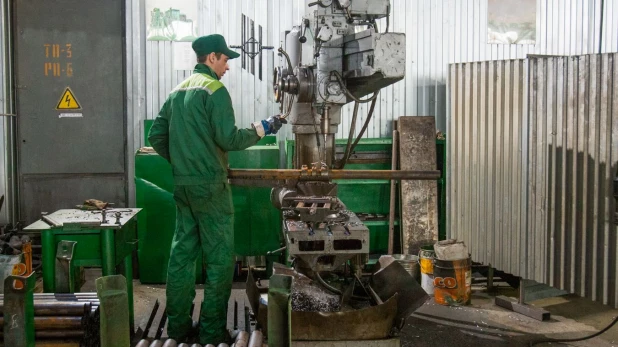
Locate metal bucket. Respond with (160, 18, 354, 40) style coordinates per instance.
(433, 257, 472, 306)
(392, 254, 420, 282)
(418, 246, 435, 295)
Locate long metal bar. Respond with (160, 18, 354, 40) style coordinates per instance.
(227, 169, 441, 181)
(0, 316, 83, 330)
(0, 301, 93, 316)
(2, 0, 18, 224)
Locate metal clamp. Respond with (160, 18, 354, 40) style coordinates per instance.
(55, 241, 77, 293)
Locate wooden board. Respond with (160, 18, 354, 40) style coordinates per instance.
(399, 116, 438, 254)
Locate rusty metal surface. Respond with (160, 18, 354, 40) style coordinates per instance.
(0, 316, 83, 330)
(227, 169, 440, 181)
(399, 116, 438, 255)
(371, 260, 429, 321)
(291, 294, 398, 341)
(0, 301, 92, 316)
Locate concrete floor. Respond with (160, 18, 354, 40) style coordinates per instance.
(83, 269, 618, 346)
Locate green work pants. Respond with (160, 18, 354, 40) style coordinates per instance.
(166, 183, 234, 345)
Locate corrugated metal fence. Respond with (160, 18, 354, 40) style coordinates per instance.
(448, 53, 618, 306)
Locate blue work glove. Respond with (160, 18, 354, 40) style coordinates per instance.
(252, 115, 286, 137)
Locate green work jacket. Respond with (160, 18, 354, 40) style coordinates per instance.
(148, 64, 260, 185)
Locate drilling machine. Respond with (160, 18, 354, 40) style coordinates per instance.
(231, 0, 439, 342)
(271, 0, 407, 279)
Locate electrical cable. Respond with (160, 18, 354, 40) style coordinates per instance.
(315, 271, 342, 295)
(338, 101, 360, 169)
(348, 93, 378, 155)
(529, 315, 618, 346)
(330, 70, 378, 104)
(338, 92, 379, 169)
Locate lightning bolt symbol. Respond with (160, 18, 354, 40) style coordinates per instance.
(65, 94, 71, 107)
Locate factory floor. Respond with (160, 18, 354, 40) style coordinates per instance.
(81, 269, 618, 346)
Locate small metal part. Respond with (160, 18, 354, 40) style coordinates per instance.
(163, 339, 178, 347)
(495, 295, 550, 321)
(101, 209, 107, 224)
(247, 329, 264, 347)
(114, 212, 122, 225)
(266, 246, 287, 255)
(55, 240, 77, 293)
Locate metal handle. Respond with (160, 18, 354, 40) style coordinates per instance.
(267, 246, 287, 255)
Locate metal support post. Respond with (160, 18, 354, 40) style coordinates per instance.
(124, 253, 134, 333)
(41, 231, 56, 292)
(495, 278, 550, 321)
(268, 274, 293, 347)
(487, 264, 494, 291)
(100, 229, 116, 276)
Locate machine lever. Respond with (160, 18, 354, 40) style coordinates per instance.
(266, 246, 287, 255)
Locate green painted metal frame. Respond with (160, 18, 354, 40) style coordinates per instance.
(3, 272, 35, 347)
(39, 217, 139, 328)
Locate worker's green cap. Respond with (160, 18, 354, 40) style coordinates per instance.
(192, 34, 240, 59)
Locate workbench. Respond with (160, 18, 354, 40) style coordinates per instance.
(24, 208, 141, 326)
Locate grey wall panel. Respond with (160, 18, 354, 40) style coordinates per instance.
(15, 0, 125, 175)
(21, 175, 126, 224)
(449, 53, 618, 307)
(14, 0, 126, 222)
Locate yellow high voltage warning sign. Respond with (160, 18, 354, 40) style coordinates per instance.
(55, 87, 81, 110)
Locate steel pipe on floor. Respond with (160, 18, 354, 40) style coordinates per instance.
(0, 301, 94, 316)
(227, 169, 441, 181)
(0, 316, 83, 330)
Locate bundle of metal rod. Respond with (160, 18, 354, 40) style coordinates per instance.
(0, 293, 100, 345)
(227, 169, 441, 181)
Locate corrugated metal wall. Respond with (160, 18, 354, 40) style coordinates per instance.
(448, 59, 528, 276)
(527, 54, 618, 305)
(449, 53, 618, 306)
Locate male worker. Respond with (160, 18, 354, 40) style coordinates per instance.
(148, 34, 283, 345)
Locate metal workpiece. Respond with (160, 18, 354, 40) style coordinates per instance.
(149, 340, 164, 347)
(285, 211, 369, 272)
(0, 300, 94, 316)
(0, 315, 83, 330)
(163, 339, 178, 347)
(228, 168, 440, 181)
(135, 340, 150, 347)
(54, 240, 77, 293)
(234, 330, 250, 347)
(247, 330, 264, 347)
